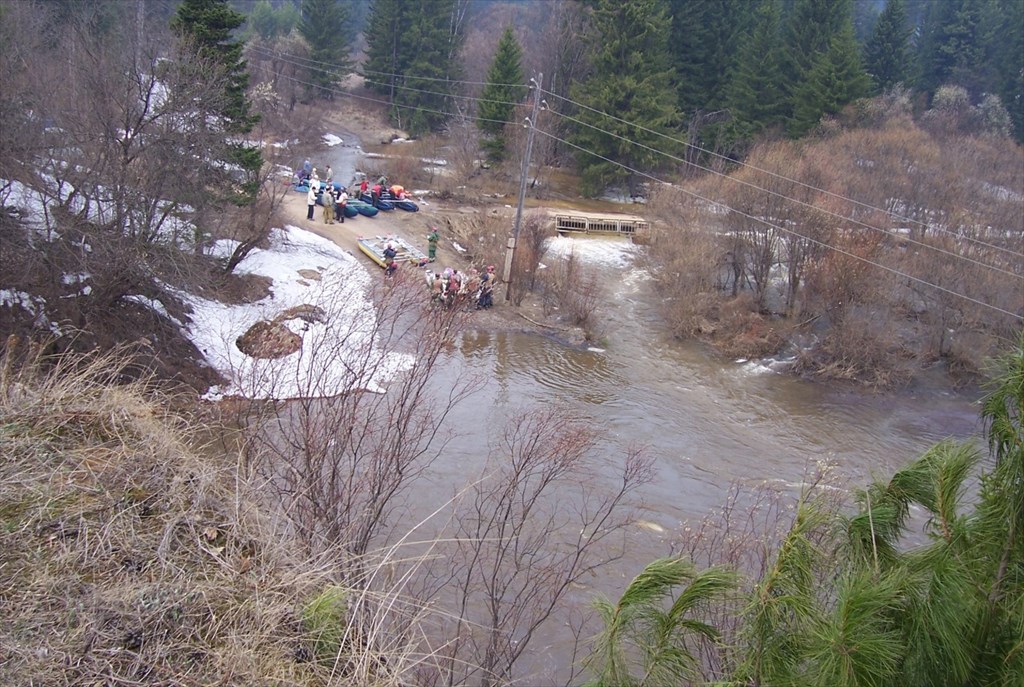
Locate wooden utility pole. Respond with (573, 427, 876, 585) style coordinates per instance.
(503, 72, 543, 302)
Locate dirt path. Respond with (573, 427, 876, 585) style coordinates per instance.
(277, 189, 447, 268)
(272, 105, 582, 342)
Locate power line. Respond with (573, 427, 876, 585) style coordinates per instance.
(541, 88, 1024, 261)
(534, 126, 1023, 322)
(249, 46, 528, 109)
(253, 45, 1023, 265)
(247, 45, 525, 89)
(254, 57, 1023, 320)
(266, 69, 512, 129)
(542, 105, 1024, 280)
(360, 65, 523, 89)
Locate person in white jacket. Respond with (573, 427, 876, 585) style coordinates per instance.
(306, 185, 317, 220)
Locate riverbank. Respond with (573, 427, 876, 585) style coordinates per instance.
(275, 105, 588, 345)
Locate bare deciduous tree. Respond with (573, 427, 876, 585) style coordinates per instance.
(242, 276, 482, 559)
(425, 408, 653, 687)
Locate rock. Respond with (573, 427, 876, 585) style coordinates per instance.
(236, 321, 301, 359)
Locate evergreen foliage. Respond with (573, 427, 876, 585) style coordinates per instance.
(779, 0, 852, 118)
(248, 0, 277, 39)
(789, 23, 871, 136)
(985, 0, 1024, 142)
(172, 0, 261, 204)
(586, 558, 736, 686)
(587, 334, 1024, 685)
(667, 0, 754, 118)
(299, 0, 353, 99)
(569, 0, 682, 197)
(363, 0, 465, 135)
(172, 0, 257, 134)
(917, 0, 986, 94)
(362, 0, 405, 94)
(863, 0, 911, 92)
(917, 0, 1024, 142)
(247, 0, 299, 40)
(724, 0, 787, 142)
(44, 0, 126, 38)
(477, 26, 527, 162)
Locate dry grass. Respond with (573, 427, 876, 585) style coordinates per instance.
(0, 339, 435, 686)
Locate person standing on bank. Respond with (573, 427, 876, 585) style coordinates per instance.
(335, 187, 348, 223)
(427, 227, 439, 262)
(322, 186, 334, 224)
(306, 184, 317, 220)
(477, 265, 496, 309)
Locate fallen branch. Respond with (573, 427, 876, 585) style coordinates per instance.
(516, 311, 569, 331)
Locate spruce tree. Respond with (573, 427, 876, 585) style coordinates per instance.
(569, 0, 682, 197)
(362, 0, 463, 135)
(789, 23, 871, 135)
(917, 0, 985, 94)
(299, 0, 353, 99)
(478, 26, 527, 162)
(172, 0, 257, 134)
(863, 0, 911, 92)
(172, 0, 261, 203)
(363, 0, 407, 99)
(248, 0, 278, 39)
(247, 0, 299, 41)
(724, 0, 787, 142)
(667, 0, 755, 118)
(991, 0, 1024, 141)
(779, 0, 851, 118)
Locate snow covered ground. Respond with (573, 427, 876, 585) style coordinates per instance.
(190, 226, 413, 400)
(2, 175, 413, 400)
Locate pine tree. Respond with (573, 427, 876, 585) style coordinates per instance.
(863, 0, 911, 92)
(667, 0, 755, 118)
(569, 0, 682, 197)
(789, 23, 871, 135)
(779, 0, 852, 118)
(171, 0, 261, 204)
(362, 0, 464, 135)
(478, 26, 527, 162)
(171, 0, 257, 134)
(991, 0, 1024, 141)
(248, 0, 299, 41)
(724, 0, 787, 142)
(299, 0, 353, 99)
(917, 0, 985, 94)
(248, 0, 277, 39)
(363, 0, 407, 99)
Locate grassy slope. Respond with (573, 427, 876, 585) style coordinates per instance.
(0, 343, 405, 686)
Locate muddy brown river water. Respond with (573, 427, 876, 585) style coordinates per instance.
(314, 130, 984, 683)
(407, 236, 982, 683)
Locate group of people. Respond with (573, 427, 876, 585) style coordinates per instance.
(425, 265, 496, 310)
(296, 160, 331, 187)
(356, 174, 410, 208)
(296, 165, 495, 308)
(306, 182, 348, 224)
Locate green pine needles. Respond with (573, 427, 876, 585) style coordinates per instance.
(586, 332, 1024, 686)
(478, 26, 527, 163)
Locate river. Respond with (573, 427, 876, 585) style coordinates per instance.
(315, 128, 985, 683)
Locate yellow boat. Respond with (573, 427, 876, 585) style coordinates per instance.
(357, 235, 429, 269)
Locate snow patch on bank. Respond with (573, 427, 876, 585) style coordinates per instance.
(543, 234, 639, 269)
(175, 225, 413, 400)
